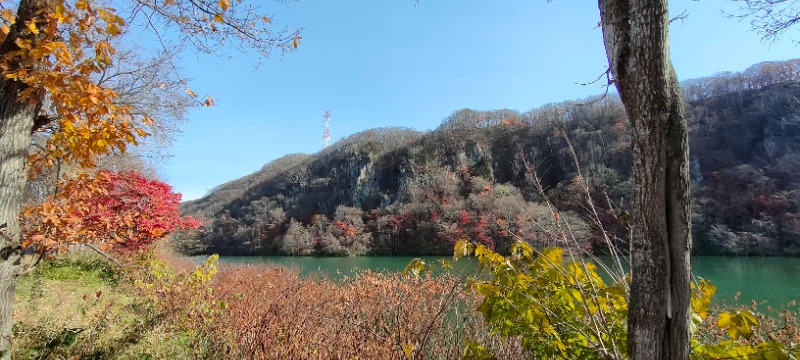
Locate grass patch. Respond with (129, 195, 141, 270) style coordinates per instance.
(12, 251, 210, 360)
(35, 251, 120, 284)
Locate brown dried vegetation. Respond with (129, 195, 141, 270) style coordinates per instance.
(207, 264, 526, 359)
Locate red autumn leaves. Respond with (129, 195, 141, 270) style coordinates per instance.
(22, 170, 201, 254)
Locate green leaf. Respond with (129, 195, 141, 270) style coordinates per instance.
(463, 340, 496, 360)
(45, 327, 85, 350)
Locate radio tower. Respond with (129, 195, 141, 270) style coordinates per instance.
(323, 111, 331, 148)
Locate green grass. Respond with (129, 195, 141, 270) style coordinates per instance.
(35, 252, 120, 284)
(12, 251, 210, 360)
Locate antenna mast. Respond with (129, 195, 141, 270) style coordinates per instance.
(323, 110, 331, 148)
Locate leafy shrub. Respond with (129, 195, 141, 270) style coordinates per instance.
(454, 241, 628, 358)
(455, 241, 800, 359)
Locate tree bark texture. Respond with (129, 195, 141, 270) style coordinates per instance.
(0, 0, 53, 357)
(0, 78, 35, 360)
(597, 0, 692, 359)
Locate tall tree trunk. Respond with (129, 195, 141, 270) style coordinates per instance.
(0, 83, 36, 359)
(0, 0, 52, 357)
(597, 1, 692, 359)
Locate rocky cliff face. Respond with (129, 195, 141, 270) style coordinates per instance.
(181, 61, 800, 256)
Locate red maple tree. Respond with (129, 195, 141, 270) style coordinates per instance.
(21, 170, 202, 254)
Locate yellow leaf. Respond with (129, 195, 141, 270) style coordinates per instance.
(27, 20, 39, 35)
(185, 88, 198, 97)
(453, 240, 474, 260)
(401, 258, 425, 278)
(401, 341, 415, 359)
(0, 26, 9, 35)
(1, 9, 15, 24)
(541, 247, 563, 265)
(718, 312, 733, 328)
(510, 240, 533, 260)
(106, 23, 121, 36)
(55, 4, 66, 21)
(740, 310, 759, 326)
(213, 13, 224, 24)
(292, 35, 301, 49)
(218, 0, 230, 11)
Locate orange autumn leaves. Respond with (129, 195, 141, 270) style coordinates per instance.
(22, 170, 202, 253)
(0, 0, 149, 171)
(0, 0, 225, 173)
(2, 0, 276, 253)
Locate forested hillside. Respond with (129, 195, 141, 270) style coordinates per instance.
(179, 59, 800, 256)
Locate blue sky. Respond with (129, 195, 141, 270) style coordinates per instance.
(162, 0, 799, 201)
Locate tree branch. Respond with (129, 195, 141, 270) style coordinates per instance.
(82, 243, 123, 267)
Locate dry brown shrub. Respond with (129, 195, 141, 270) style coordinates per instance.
(208, 264, 527, 359)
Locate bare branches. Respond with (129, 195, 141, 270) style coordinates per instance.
(82, 243, 123, 266)
(100, 47, 194, 146)
(670, 9, 690, 24)
(575, 69, 616, 107)
(126, 0, 302, 58)
(730, 0, 800, 42)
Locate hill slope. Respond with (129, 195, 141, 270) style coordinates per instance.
(181, 59, 800, 256)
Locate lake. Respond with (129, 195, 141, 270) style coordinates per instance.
(216, 255, 800, 308)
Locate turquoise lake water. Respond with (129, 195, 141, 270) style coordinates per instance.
(215, 255, 800, 308)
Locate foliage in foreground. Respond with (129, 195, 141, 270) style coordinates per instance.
(14, 247, 800, 359)
(12, 251, 210, 359)
(22, 170, 202, 255)
(450, 240, 800, 359)
(15, 248, 525, 359)
(205, 263, 525, 359)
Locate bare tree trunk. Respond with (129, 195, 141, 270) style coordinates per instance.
(0, 0, 52, 357)
(597, 1, 692, 359)
(0, 87, 36, 359)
